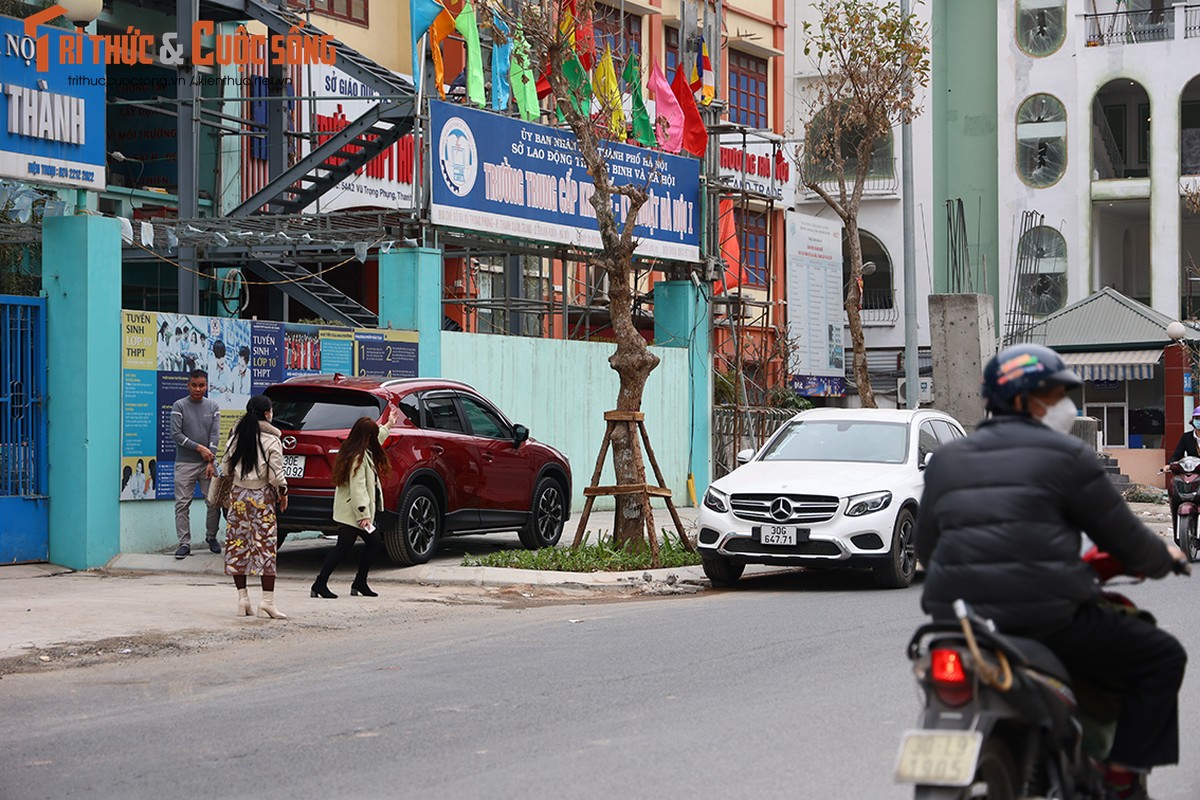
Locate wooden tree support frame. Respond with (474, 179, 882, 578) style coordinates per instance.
(570, 411, 695, 566)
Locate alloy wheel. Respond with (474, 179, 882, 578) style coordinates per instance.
(536, 486, 564, 540)
(407, 495, 438, 555)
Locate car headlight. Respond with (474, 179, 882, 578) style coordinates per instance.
(703, 487, 730, 514)
(845, 490, 892, 517)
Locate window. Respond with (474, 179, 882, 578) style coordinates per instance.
(917, 422, 940, 464)
(1137, 102, 1150, 164)
(1015, 225, 1067, 316)
(423, 394, 466, 434)
(728, 51, 768, 129)
(266, 389, 383, 432)
(665, 27, 680, 84)
(1016, 93, 1067, 187)
(760, 420, 909, 464)
(593, 4, 641, 71)
(397, 393, 423, 427)
(288, 0, 368, 25)
(1015, 0, 1066, 57)
(805, 103, 894, 182)
(931, 420, 962, 445)
(458, 394, 511, 439)
(841, 231, 894, 311)
(738, 210, 768, 287)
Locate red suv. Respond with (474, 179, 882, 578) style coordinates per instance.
(264, 375, 572, 565)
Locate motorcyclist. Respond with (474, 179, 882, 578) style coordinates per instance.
(1167, 409, 1200, 527)
(915, 343, 1188, 800)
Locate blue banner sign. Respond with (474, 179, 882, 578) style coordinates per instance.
(429, 100, 701, 263)
(0, 15, 106, 190)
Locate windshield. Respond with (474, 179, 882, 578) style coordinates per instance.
(758, 419, 909, 464)
(266, 388, 384, 432)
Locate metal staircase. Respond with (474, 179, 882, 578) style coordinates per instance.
(200, 0, 418, 217)
(242, 259, 377, 327)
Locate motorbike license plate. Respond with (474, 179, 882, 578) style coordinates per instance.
(760, 525, 799, 546)
(893, 730, 982, 787)
(282, 455, 306, 479)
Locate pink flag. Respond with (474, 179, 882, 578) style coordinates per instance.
(647, 62, 683, 153)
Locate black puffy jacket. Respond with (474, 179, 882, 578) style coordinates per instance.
(916, 414, 1172, 636)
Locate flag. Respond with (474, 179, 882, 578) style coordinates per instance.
(455, 0, 486, 106)
(698, 35, 714, 105)
(594, 45, 624, 140)
(671, 66, 708, 157)
(647, 61, 682, 153)
(714, 197, 743, 294)
(492, 13, 512, 111)
(561, 49, 592, 117)
(409, 0, 447, 92)
(510, 23, 540, 121)
(623, 53, 655, 147)
(576, 7, 596, 70)
(428, 5, 457, 100)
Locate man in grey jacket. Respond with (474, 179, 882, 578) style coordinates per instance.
(172, 369, 222, 558)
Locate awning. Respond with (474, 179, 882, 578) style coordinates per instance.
(1060, 349, 1162, 381)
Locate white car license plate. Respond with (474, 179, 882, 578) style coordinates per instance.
(282, 455, 306, 479)
(761, 525, 798, 546)
(893, 730, 982, 786)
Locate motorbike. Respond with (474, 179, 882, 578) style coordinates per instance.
(894, 548, 1189, 800)
(1167, 455, 1200, 562)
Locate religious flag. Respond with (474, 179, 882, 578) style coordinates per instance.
(455, 1, 486, 106)
(698, 35, 714, 105)
(647, 61, 682, 153)
(594, 45, 625, 140)
(492, 13, 513, 111)
(671, 65, 708, 157)
(623, 53, 655, 147)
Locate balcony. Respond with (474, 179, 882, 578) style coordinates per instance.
(799, 159, 899, 201)
(1084, 5, 1200, 47)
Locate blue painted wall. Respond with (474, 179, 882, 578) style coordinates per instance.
(440, 332, 694, 512)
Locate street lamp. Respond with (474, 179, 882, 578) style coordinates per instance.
(57, 0, 103, 24)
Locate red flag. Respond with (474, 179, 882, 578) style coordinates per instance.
(670, 67, 707, 158)
(713, 198, 742, 294)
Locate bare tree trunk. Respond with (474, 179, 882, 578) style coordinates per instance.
(843, 216, 875, 408)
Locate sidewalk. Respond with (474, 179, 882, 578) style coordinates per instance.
(0, 506, 716, 660)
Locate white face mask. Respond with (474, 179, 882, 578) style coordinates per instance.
(1035, 396, 1078, 435)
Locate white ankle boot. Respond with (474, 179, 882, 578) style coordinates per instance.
(237, 587, 252, 617)
(258, 591, 287, 619)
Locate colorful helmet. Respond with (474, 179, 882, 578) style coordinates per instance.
(982, 344, 1082, 414)
(1192, 407, 1200, 419)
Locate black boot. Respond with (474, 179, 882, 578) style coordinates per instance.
(310, 581, 337, 599)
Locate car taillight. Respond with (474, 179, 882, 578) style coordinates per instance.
(930, 648, 973, 707)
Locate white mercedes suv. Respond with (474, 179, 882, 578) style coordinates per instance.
(697, 408, 966, 589)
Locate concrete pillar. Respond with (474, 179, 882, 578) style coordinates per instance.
(1165, 343, 1187, 448)
(929, 294, 995, 431)
(42, 216, 122, 568)
(1149, 82, 1181, 319)
(378, 247, 443, 376)
(653, 280, 712, 501)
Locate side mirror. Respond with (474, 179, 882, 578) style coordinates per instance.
(920, 452, 933, 470)
(513, 424, 530, 448)
(736, 448, 755, 465)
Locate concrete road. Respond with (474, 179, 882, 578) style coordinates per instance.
(2, 569, 1198, 799)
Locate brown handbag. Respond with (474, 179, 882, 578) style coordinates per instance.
(207, 473, 234, 508)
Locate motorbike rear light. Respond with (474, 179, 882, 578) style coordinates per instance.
(930, 648, 973, 707)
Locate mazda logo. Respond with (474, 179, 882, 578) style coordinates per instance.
(770, 497, 793, 522)
(282, 436, 297, 450)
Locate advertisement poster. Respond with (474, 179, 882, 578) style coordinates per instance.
(785, 211, 847, 397)
(120, 312, 418, 500)
(429, 100, 701, 262)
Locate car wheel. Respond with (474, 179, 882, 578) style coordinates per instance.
(383, 485, 442, 566)
(874, 507, 917, 589)
(519, 477, 566, 549)
(702, 556, 745, 587)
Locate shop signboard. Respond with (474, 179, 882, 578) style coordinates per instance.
(119, 311, 416, 501)
(785, 211, 846, 396)
(714, 133, 794, 207)
(0, 15, 106, 190)
(429, 100, 701, 262)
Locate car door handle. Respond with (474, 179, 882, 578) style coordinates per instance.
(481, 452, 494, 463)
(431, 444, 444, 455)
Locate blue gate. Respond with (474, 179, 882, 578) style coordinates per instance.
(0, 296, 48, 564)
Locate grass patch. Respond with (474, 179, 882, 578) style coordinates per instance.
(1124, 484, 1166, 504)
(462, 531, 702, 572)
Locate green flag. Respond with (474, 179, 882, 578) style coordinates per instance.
(509, 23, 539, 121)
(454, 0, 486, 107)
(561, 50, 592, 118)
(623, 53, 655, 147)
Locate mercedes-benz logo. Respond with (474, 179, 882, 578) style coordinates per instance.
(770, 497, 793, 522)
(282, 436, 297, 450)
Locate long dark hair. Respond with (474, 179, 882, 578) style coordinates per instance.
(331, 416, 390, 487)
(228, 395, 273, 480)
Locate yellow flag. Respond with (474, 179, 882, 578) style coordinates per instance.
(595, 45, 625, 141)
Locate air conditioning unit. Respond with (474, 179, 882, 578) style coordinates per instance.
(897, 377, 935, 405)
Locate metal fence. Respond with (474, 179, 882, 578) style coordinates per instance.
(712, 405, 797, 480)
(1086, 9, 1175, 45)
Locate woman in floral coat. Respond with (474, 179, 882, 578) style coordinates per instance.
(220, 395, 289, 619)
